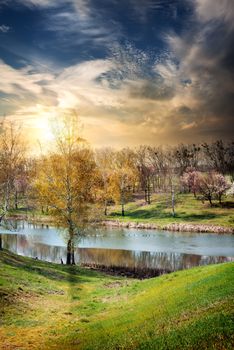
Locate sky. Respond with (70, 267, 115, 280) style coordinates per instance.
(0, 0, 234, 148)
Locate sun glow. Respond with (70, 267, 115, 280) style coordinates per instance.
(27, 105, 55, 142)
(33, 117, 54, 142)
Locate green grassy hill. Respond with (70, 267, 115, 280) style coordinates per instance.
(0, 250, 233, 349)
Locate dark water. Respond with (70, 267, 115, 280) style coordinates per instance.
(1, 221, 234, 274)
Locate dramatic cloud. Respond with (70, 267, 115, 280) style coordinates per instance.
(162, 0, 234, 140)
(195, 0, 234, 29)
(0, 0, 233, 147)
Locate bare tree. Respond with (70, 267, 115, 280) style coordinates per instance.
(202, 140, 234, 176)
(174, 143, 201, 175)
(0, 121, 26, 211)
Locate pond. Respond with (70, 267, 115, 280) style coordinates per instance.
(1, 221, 234, 276)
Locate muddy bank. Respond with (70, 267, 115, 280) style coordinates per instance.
(101, 220, 234, 234)
(82, 263, 171, 279)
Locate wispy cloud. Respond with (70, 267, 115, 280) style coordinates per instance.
(129, 0, 176, 23)
(15, 0, 58, 7)
(12, 0, 122, 48)
(44, 1, 122, 49)
(0, 24, 10, 33)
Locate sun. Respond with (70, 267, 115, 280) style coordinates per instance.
(31, 105, 55, 143)
(33, 117, 54, 142)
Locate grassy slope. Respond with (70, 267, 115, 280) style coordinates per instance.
(0, 250, 233, 350)
(107, 193, 234, 228)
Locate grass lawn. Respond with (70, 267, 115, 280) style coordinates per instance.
(107, 193, 234, 228)
(6, 193, 234, 230)
(0, 249, 234, 349)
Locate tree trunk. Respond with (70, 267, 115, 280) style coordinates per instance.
(71, 245, 75, 265)
(66, 240, 75, 264)
(121, 203, 125, 217)
(0, 213, 5, 250)
(66, 238, 72, 265)
(66, 221, 76, 265)
(218, 195, 222, 205)
(4, 181, 10, 211)
(147, 180, 151, 204)
(104, 200, 107, 216)
(14, 190, 18, 210)
(208, 196, 213, 206)
(171, 188, 175, 217)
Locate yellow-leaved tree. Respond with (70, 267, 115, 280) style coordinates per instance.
(34, 112, 97, 264)
(109, 149, 137, 217)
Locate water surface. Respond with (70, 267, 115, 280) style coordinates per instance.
(1, 221, 233, 274)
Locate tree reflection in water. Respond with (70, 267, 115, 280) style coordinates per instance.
(1, 233, 233, 276)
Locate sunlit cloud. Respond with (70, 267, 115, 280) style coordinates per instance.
(0, 0, 233, 149)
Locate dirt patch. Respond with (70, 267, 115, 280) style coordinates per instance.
(103, 281, 124, 288)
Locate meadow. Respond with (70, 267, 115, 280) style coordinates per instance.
(107, 193, 234, 229)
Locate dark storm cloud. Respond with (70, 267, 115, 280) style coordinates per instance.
(165, 0, 234, 140)
(129, 79, 175, 101)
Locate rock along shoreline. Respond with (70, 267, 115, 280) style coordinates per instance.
(101, 220, 234, 234)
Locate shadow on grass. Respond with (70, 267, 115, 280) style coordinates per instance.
(110, 209, 224, 223)
(178, 212, 221, 222)
(220, 202, 234, 208)
(0, 248, 111, 330)
(0, 249, 104, 285)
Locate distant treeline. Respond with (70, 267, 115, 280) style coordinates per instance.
(0, 120, 233, 217)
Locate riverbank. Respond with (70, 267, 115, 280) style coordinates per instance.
(5, 212, 234, 233)
(4, 193, 234, 234)
(106, 193, 234, 232)
(0, 249, 233, 350)
(81, 263, 171, 279)
(101, 220, 234, 233)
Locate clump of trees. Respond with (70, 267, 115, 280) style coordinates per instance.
(109, 149, 136, 217)
(0, 121, 29, 212)
(181, 168, 231, 206)
(181, 167, 199, 197)
(202, 140, 234, 178)
(1, 116, 233, 262)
